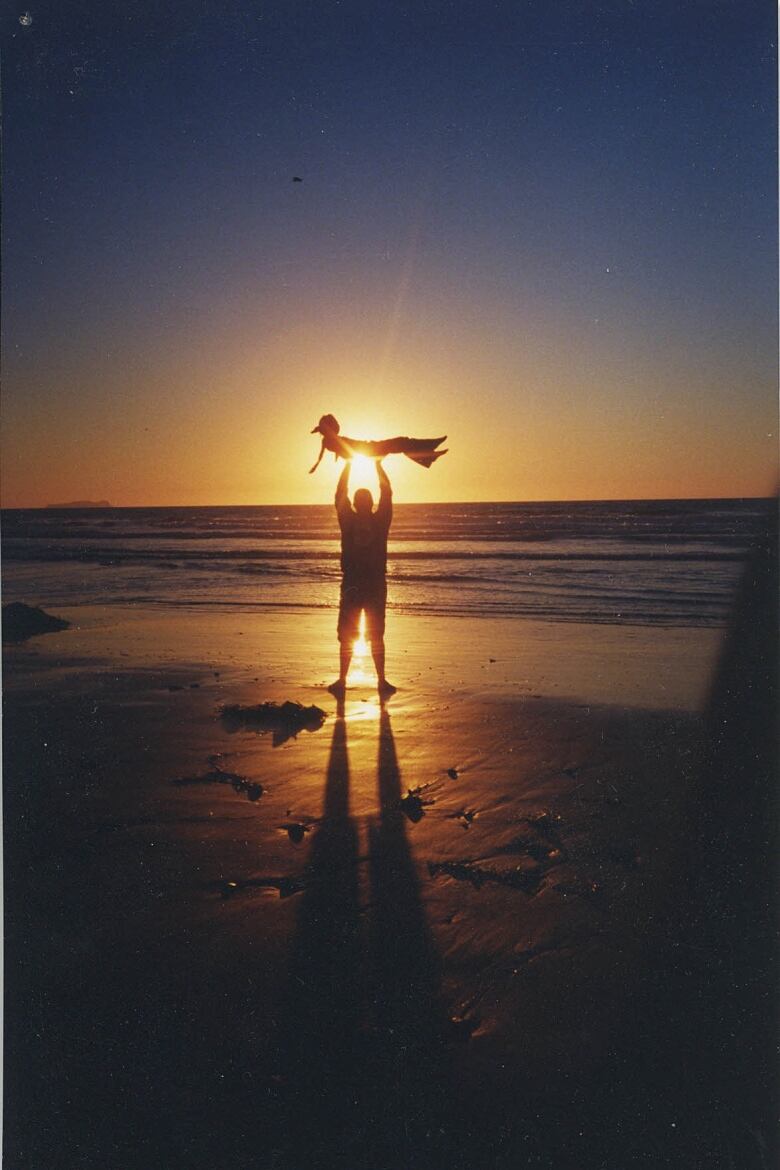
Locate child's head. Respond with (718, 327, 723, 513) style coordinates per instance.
(312, 414, 339, 436)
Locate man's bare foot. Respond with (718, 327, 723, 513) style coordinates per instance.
(378, 679, 397, 700)
(327, 679, 346, 698)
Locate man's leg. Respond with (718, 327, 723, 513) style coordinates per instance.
(328, 642, 352, 697)
(370, 637, 385, 682)
(367, 591, 396, 698)
(339, 641, 353, 680)
(330, 588, 358, 695)
(370, 639, 397, 698)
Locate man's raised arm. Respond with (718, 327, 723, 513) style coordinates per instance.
(376, 460, 393, 526)
(335, 461, 352, 523)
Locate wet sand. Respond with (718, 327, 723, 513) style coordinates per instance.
(3, 581, 776, 1168)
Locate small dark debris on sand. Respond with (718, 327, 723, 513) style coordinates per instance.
(488, 834, 566, 863)
(528, 809, 563, 836)
(220, 700, 326, 745)
(448, 808, 477, 830)
(428, 852, 565, 896)
(446, 767, 459, 779)
(280, 821, 312, 845)
(554, 878, 604, 903)
(216, 874, 306, 899)
(448, 1014, 481, 1042)
(2, 602, 70, 644)
(526, 838, 555, 862)
(172, 763, 265, 802)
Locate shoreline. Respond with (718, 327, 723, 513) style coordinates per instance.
(4, 603, 723, 712)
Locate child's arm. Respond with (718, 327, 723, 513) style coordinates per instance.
(309, 437, 327, 474)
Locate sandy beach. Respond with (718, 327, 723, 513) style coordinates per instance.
(4, 567, 775, 1169)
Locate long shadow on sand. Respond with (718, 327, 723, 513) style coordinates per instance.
(363, 709, 454, 1169)
(281, 704, 364, 1165)
(281, 704, 455, 1170)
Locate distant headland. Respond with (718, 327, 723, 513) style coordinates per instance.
(45, 500, 113, 509)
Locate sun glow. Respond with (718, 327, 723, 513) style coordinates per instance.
(348, 454, 379, 494)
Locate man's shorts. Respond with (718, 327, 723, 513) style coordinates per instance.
(338, 582, 387, 644)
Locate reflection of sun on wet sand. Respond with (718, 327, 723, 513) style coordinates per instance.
(347, 610, 371, 684)
(2, 557, 776, 1169)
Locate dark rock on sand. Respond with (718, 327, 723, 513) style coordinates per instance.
(400, 792, 426, 822)
(281, 822, 311, 844)
(2, 602, 70, 644)
(398, 785, 435, 823)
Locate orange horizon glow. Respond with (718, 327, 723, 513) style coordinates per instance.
(2, 395, 777, 508)
(1, 310, 777, 509)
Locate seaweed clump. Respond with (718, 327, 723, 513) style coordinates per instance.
(220, 701, 326, 746)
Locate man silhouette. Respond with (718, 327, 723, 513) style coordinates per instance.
(329, 459, 397, 699)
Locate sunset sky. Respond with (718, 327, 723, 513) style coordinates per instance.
(1, 1, 777, 507)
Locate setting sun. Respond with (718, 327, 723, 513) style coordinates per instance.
(348, 454, 380, 493)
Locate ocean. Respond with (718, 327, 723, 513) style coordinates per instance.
(1, 499, 773, 627)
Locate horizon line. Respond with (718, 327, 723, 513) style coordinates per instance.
(1, 493, 775, 511)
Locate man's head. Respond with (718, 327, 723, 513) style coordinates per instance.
(353, 488, 373, 515)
